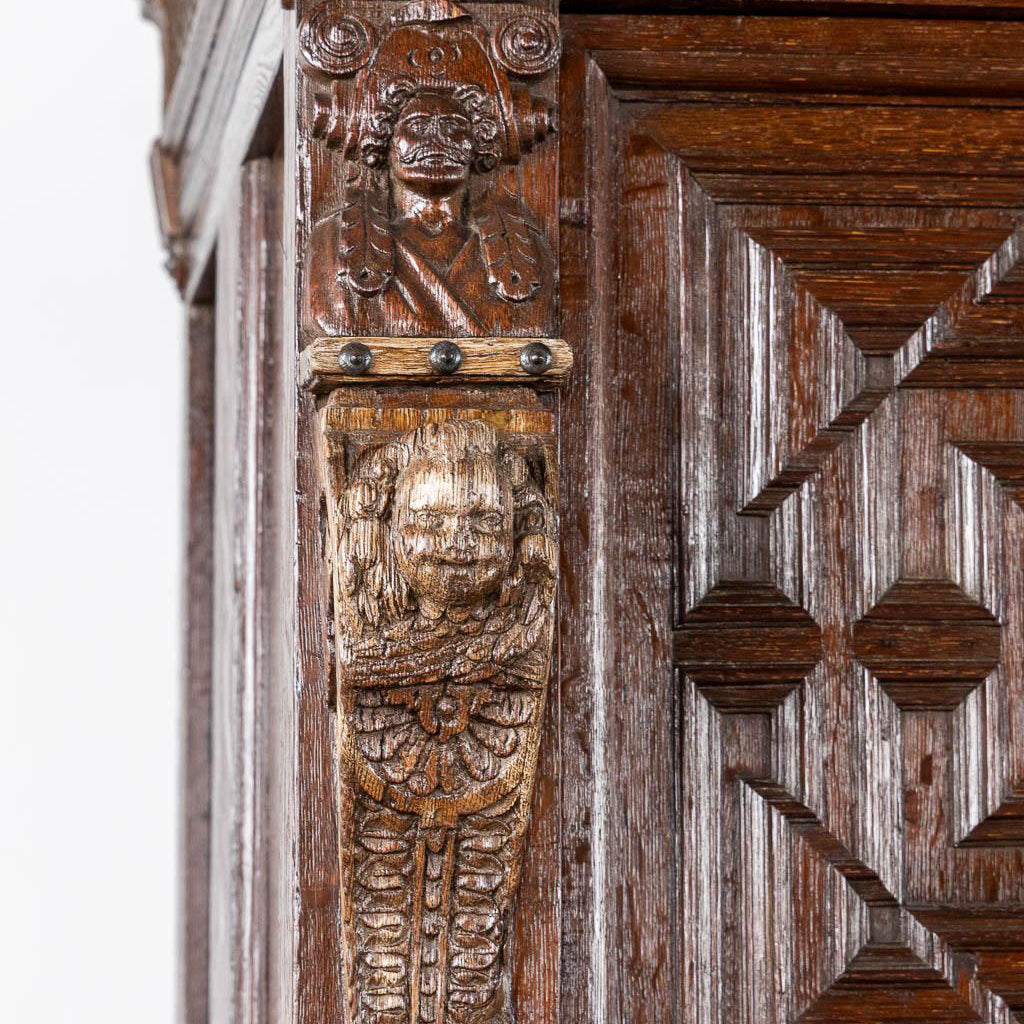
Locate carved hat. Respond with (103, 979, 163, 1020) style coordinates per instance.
(304, 0, 558, 167)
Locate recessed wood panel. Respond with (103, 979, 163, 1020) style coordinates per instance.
(563, 15, 1024, 1023)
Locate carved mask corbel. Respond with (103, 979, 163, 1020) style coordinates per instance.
(318, 391, 558, 1024)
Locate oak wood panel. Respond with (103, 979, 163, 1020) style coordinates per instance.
(562, 0, 1024, 14)
(294, 385, 341, 1024)
(639, 105, 1024, 177)
(181, 303, 215, 1024)
(559, 50, 680, 1024)
(568, 13, 1024, 1022)
(555, 49, 613, 1024)
(564, 15, 1024, 98)
(209, 158, 284, 1024)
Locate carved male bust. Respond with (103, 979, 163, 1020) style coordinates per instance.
(328, 416, 557, 1024)
(303, 1, 559, 338)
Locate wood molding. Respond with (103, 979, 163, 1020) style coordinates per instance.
(300, 336, 572, 390)
(148, 0, 284, 300)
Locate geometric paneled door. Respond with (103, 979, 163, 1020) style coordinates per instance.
(562, 14, 1024, 1024)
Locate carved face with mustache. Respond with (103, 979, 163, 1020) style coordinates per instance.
(389, 91, 475, 196)
(392, 454, 514, 614)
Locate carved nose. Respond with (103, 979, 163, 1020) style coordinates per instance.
(442, 521, 476, 557)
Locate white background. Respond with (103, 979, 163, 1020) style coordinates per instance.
(0, 4, 182, 1021)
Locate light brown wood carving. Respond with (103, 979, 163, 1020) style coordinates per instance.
(319, 390, 557, 1024)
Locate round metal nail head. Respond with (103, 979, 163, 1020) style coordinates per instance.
(520, 341, 553, 376)
(338, 341, 373, 376)
(429, 341, 463, 375)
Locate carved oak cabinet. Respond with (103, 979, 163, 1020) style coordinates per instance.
(147, 1, 1024, 1022)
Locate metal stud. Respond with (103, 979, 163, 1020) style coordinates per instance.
(520, 341, 553, 376)
(429, 340, 463, 375)
(338, 341, 373, 376)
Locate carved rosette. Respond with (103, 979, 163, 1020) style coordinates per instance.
(319, 392, 558, 1024)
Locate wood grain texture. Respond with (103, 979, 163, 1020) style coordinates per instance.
(564, 15, 1024, 98)
(181, 303, 215, 1024)
(287, 4, 565, 1023)
(300, 337, 572, 391)
(156, 8, 1024, 1024)
(554, 48, 611, 1024)
(295, 0, 560, 344)
(149, 0, 284, 301)
(567, 14, 1024, 1022)
(558, 52, 681, 1024)
(209, 158, 285, 1024)
(143, 0, 201, 100)
(562, 0, 1024, 15)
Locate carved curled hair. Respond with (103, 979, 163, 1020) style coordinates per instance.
(360, 79, 503, 173)
(336, 420, 555, 630)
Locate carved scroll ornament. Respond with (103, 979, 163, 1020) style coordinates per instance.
(300, 0, 559, 338)
(320, 393, 557, 1024)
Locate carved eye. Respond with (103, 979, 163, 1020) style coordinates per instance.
(474, 512, 505, 534)
(441, 116, 469, 137)
(404, 115, 430, 135)
(414, 510, 443, 528)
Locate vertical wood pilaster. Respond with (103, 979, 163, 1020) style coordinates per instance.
(286, 3, 565, 1022)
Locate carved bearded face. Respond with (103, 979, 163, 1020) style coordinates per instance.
(392, 454, 514, 608)
(388, 91, 475, 196)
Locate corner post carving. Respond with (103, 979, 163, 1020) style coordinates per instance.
(295, 1, 563, 1022)
(319, 393, 557, 1024)
(298, 0, 560, 351)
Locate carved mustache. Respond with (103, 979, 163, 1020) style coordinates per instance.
(398, 142, 470, 167)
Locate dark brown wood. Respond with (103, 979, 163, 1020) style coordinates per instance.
(181, 303, 215, 1024)
(562, 0, 1024, 14)
(207, 157, 288, 1024)
(150, 6, 1024, 1024)
(288, 3, 566, 1022)
(565, 15, 1024, 99)
(558, 47, 681, 1024)
(295, 0, 560, 347)
(558, 15, 1024, 1022)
